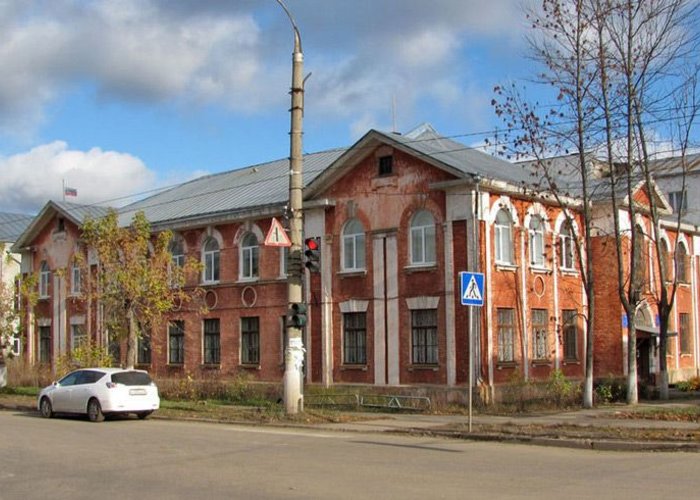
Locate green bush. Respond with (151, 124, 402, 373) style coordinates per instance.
(676, 376, 700, 392)
(594, 375, 626, 404)
(56, 342, 113, 377)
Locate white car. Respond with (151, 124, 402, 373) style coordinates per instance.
(38, 368, 160, 422)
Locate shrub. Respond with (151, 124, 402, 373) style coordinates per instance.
(501, 371, 533, 412)
(545, 370, 580, 407)
(676, 376, 700, 392)
(56, 342, 113, 377)
(594, 375, 626, 404)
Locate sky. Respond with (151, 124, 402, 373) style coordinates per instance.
(0, 0, 551, 214)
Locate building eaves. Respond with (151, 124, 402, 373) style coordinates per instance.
(0, 212, 34, 243)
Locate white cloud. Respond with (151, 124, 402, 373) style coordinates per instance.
(0, 0, 526, 140)
(0, 141, 155, 212)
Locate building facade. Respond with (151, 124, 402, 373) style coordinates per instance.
(11, 125, 700, 397)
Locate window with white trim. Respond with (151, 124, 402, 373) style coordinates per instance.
(676, 243, 689, 284)
(240, 232, 259, 280)
(410, 210, 436, 266)
(168, 321, 185, 364)
(39, 261, 50, 298)
(69, 262, 81, 294)
(202, 237, 220, 283)
(71, 324, 87, 349)
(494, 209, 514, 264)
(203, 318, 220, 364)
(562, 309, 578, 360)
(342, 219, 366, 271)
(529, 216, 545, 267)
(559, 222, 575, 270)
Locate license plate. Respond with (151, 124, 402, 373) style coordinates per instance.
(129, 388, 147, 396)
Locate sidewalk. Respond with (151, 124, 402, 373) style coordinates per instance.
(311, 399, 700, 452)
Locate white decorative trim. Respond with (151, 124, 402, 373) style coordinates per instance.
(70, 315, 85, 325)
(339, 299, 369, 313)
(487, 196, 520, 226)
(37, 318, 51, 327)
(405, 296, 440, 310)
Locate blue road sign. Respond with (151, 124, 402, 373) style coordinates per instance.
(460, 272, 485, 307)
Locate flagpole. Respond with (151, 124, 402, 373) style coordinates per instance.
(62, 179, 65, 202)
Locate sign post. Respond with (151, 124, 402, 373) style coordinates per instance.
(460, 271, 484, 432)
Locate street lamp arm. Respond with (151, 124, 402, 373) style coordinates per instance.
(275, 0, 302, 53)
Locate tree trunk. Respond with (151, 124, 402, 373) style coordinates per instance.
(627, 322, 638, 404)
(126, 309, 137, 369)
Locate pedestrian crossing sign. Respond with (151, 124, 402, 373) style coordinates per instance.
(460, 272, 484, 307)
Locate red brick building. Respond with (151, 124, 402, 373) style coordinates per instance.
(12, 125, 700, 397)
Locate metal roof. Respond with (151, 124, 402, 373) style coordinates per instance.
(0, 212, 34, 243)
(120, 149, 346, 227)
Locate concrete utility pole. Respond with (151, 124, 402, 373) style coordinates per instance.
(277, 0, 305, 415)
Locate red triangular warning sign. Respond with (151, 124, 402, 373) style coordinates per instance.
(264, 217, 292, 247)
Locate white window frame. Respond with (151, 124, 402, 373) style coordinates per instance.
(71, 263, 81, 295)
(239, 232, 259, 281)
(559, 223, 575, 270)
(529, 216, 545, 267)
(342, 219, 366, 271)
(494, 209, 513, 265)
(410, 210, 436, 266)
(39, 261, 50, 298)
(202, 237, 220, 284)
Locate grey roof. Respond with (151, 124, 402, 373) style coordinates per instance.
(0, 212, 34, 243)
(52, 201, 112, 224)
(120, 149, 346, 227)
(393, 124, 533, 185)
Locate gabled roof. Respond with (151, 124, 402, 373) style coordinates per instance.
(306, 124, 530, 198)
(0, 212, 34, 243)
(119, 149, 346, 228)
(11, 200, 111, 252)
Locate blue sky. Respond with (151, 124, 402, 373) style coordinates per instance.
(0, 0, 563, 213)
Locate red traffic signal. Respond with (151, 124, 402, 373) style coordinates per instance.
(304, 237, 321, 272)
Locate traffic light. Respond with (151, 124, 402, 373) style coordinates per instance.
(304, 237, 321, 272)
(288, 303, 308, 328)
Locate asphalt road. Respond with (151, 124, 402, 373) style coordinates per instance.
(1, 411, 699, 500)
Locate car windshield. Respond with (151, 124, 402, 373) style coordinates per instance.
(111, 371, 152, 386)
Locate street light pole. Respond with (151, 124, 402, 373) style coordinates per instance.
(277, 0, 305, 414)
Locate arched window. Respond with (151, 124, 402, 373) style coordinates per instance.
(39, 261, 50, 298)
(494, 209, 513, 264)
(410, 210, 436, 266)
(632, 225, 646, 289)
(240, 232, 259, 280)
(202, 237, 220, 283)
(660, 240, 670, 281)
(529, 216, 545, 267)
(676, 242, 689, 283)
(559, 221, 575, 270)
(342, 219, 366, 271)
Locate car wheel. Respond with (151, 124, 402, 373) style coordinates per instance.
(87, 398, 105, 423)
(137, 411, 153, 420)
(39, 397, 53, 418)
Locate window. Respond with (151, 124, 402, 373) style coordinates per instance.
(10, 336, 20, 356)
(411, 309, 438, 365)
(170, 238, 185, 269)
(559, 222, 575, 270)
(169, 321, 185, 364)
(343, 312, 367, 365)
(202, 237, 220, 283)
(660, 241, 671, 280)
(39, 326, 51, 364)
(531, 309, 548, 360)
(410, 210, 436, 266)
(497, 308, 515, 362)
(378, 155, 393, 176)
(342, 219, 366, 271)
(241, 317, 260, 365)
(562, 309, 578, 360)
(39, 261, 50, 298)
(71, 325, 87, 349)
(57, 218, 65, 232)
(494, 209, 513, 264)
(679, 313, 692, 355)
(240, 233, 259, 280)
(203, 319, 220, 364)
(137, 330, 151, 365)
(280, 247, 288, 277)
(529, 216, 545, 267)
(676, 243, 689, 284)
(71, 263, 81, 295)
(668, 190, 687, 213)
